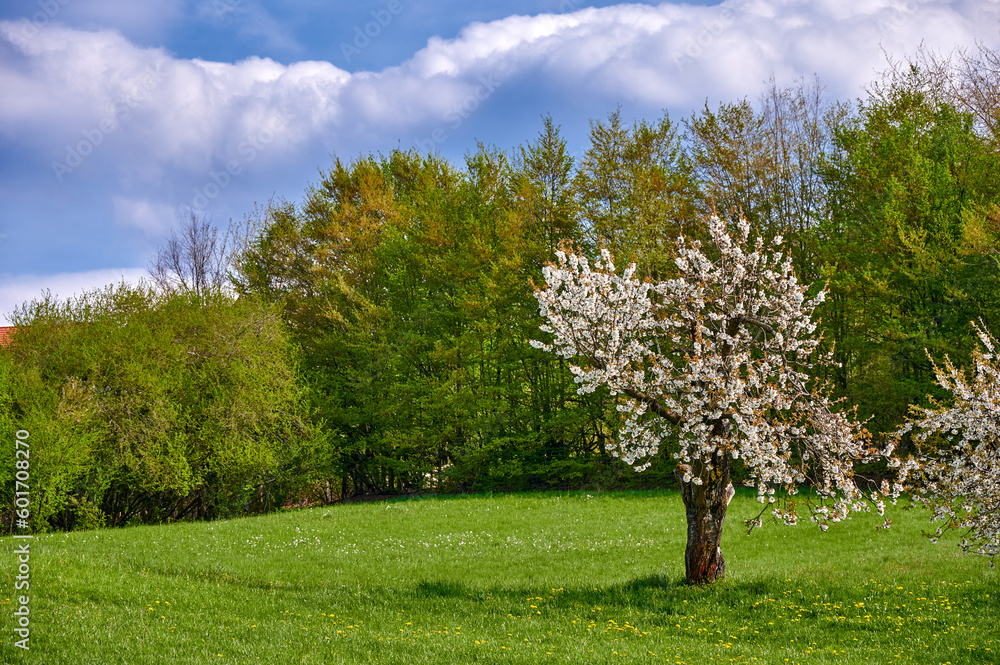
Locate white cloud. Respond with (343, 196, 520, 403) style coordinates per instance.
(1, 0, 999, 284)
(3, 0, 997, 180)
(9, 1, 996, 149)
(0, 268, 149, 324)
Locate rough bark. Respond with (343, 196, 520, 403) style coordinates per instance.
(679, 451, 735, 585)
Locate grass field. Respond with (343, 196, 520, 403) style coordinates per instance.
(0, 490, 996, 664)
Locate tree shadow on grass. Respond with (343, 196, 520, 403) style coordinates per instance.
(133, 561, 791, 617)
(406, 571, 710, 618)
(415, 579, 468, 598)
(406, 571, 805, 620)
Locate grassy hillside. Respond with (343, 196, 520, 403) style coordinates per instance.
(1, 491, 996, 663)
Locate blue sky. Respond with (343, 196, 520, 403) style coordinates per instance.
(1, 0, 998, 323)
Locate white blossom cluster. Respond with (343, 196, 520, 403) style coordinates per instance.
(899, 321, 1000, 564)
(531, 214, 900, 529)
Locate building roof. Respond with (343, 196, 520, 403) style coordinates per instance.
(0, 326, 16, 347)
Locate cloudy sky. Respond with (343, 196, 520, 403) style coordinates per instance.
(1, 0, 998, 323)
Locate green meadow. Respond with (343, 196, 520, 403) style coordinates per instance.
(0, 491, 996, 664)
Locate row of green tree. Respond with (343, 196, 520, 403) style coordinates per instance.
(3, 46, 1000, 530)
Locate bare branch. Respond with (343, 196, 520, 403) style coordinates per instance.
(148, 214, 231, 297)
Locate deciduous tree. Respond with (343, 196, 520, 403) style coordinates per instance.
(531, 213, 899, 584)
(817, 75, 1000, 439)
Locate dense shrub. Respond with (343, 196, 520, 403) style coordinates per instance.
(0, 284, 319, 530)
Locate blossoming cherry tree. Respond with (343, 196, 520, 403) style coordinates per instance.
(531, 214, 900, 584)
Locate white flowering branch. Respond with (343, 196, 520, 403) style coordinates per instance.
(900, 320, 1000, 564)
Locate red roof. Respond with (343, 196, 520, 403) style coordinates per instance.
(0, 326, 16, 347)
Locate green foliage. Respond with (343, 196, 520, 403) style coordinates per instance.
(684, 77, 843, 281)
(1, 284, 315, 530)
(517, 114, 580, 251)
(233, 139, 637, 498)
(227, 74, 1000, 497)
(816, 75, 1000, 439)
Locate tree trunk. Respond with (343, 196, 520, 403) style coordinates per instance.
(679, 452, 735, 585)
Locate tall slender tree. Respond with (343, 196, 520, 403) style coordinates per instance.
(574, 108, 697, 279)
